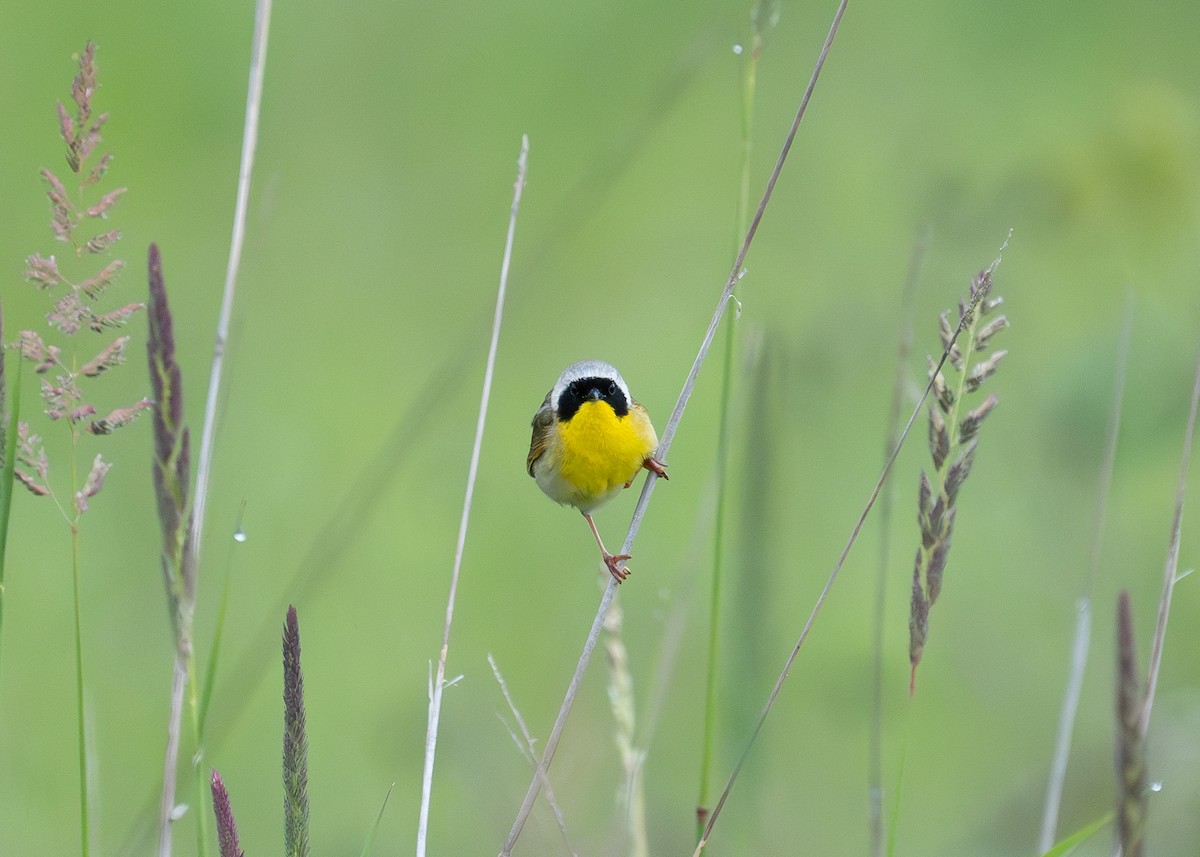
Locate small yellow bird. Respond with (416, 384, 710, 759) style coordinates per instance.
(527, 360, 667, 583)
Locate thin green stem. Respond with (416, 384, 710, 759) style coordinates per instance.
(0, 358, 21, 676)
(884, 705, 915, 857)
(189, 645, 209, 857)
(71, 521, 89, 857)
(1037, 299, 1131, 853)
(66, 381, 91, 857)
(697, 25, 761, 838)
(869, 230, 926, 857)
(696, 315, 730, 832)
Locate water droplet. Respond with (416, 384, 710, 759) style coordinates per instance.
(1150, 781, 1163, 792)
(233, 498, 248, 542)
(732, 43, 743, 55)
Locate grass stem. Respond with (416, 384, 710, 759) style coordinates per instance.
(71, 522, 90, 857)
(0, 354, 21, 676)
(189, 0, 273, 570)
(417, 134, 528, 857)
(488, 653, 577, 856)
(696, 16, 764, 836)
(189, 647, 208, 857)
(1037, 298, 1131, 852)
(869, 229, 926, 857)
(1138, 347, 1200, 737)
(158, 649, 188, 855)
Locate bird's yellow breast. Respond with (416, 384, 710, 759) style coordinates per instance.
(549, 400, 657, 511)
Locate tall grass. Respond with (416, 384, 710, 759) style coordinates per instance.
(3, 6, 1198, 857)
(13, 41, 150, 856)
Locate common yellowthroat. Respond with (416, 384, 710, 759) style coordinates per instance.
(527, 360, 668, 583)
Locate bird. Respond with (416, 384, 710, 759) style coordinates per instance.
(527, 360, 667, 583)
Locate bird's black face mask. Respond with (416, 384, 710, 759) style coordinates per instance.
(557, 376, 629, 421)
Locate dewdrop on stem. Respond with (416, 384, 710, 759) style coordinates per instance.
(233, 499, 248, 542)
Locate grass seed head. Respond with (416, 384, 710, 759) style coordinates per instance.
(908, 250, 1008, 687)
(1115, 591, 1147, 857)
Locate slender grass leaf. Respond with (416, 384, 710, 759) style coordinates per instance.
(1039, 811, 1113, 857)
(357, 783, 395, 857)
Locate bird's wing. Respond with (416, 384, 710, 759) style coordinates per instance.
(526, 390, 554, 476)
(631, 402, 660, 451)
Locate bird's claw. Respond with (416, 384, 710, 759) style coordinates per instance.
(644, 456, 668, 480)
(604, 551, 632, 583)
(625, 457, 668, 489)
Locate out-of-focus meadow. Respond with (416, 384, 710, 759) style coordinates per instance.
(1, 0, 1198, 854)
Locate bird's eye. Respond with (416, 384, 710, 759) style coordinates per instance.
(607, 382, 618, 397)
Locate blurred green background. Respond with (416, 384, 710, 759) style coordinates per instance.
(1, 0, 1198, 854)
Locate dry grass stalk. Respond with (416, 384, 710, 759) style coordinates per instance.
(418, 134, 528, 857)
(1138, 348, 1200, 738)
(487, 654, 577, 857)
(908, 263, 1007, 692)
(603, 594, 648, 857)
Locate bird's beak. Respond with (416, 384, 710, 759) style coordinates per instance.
(587, 387, 602, 401)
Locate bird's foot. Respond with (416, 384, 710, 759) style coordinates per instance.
(644, 456, 668, 480)
(604, 551, 632, 583)
(624, 456, 668, 489)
